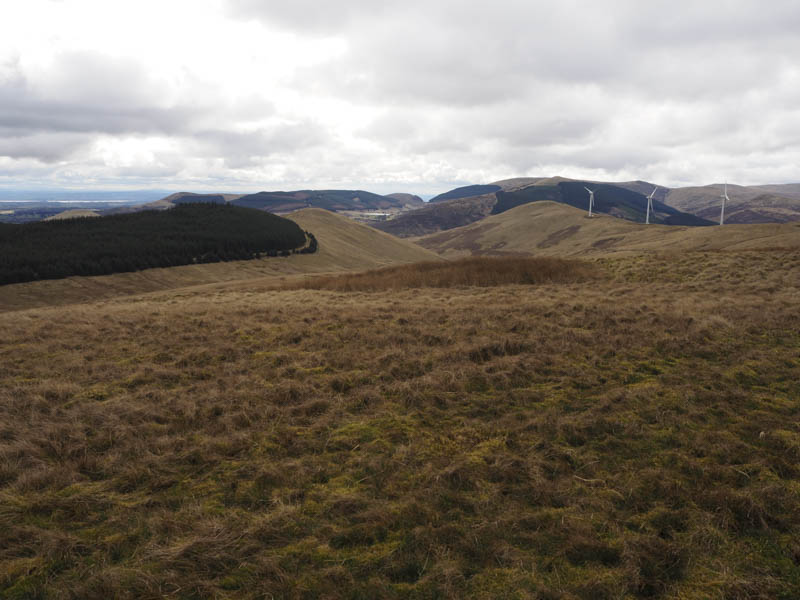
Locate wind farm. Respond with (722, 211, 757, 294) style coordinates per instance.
(2, 0, 800, 597)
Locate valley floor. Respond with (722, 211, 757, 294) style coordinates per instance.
(1, 250, 799, 598)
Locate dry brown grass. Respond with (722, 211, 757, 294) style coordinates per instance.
(287, 256, 597, 291)
(0, 249, 799, 598)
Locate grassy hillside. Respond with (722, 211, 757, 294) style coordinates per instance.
(372, 194, 497, 238)
(429, 184, 502, 203)
(666, 185, 800, 224)
(43, 209, 101, 221)
(379, 181, 709, 239)
(233, 190, 406, 213)
(0, 209, 440, 311)
(1, 250, 798, 598)
(417, 201, 800, 258)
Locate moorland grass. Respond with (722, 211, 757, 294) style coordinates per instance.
(288, 256, 596, 291)
(0, 251, 799, 598)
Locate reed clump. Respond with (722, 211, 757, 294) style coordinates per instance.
(288, 256, 597, 291)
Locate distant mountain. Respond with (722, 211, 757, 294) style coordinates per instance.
(385, 193, 424, 206)
(664, 184, 800, 224)
(43, 209, 100, 221)
(374, 178, 711, 237)
(372, 194, 496, 238)
(145, 189, 419, 215)
(429, 184, 502, 203)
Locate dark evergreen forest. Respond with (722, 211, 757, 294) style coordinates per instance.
(0, 204, 316, 285)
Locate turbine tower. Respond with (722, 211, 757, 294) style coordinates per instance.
(645, 186, 658, 224)
(720, 183, 729, 225)
(584, 186, 595, 217)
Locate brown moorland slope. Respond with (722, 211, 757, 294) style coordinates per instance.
(1, 250, 799, 598)
(665, 184, 800, 223)
(416, 201, 800, 258)
(0, 209, 440, 312)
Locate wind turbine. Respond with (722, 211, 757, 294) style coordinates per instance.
(645, 186, 658, 224)
(720, 183, 729, 225)
(584, 186, 595, 217)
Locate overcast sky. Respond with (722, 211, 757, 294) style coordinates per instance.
(1, 0, 798, 194)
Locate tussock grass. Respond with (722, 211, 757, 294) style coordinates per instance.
(289, 256, 596, 291)
(0, 249, 799, 598)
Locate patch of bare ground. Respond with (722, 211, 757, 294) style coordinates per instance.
(1, 251, 799, 598)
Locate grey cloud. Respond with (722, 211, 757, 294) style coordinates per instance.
(0, 51, 278, 164)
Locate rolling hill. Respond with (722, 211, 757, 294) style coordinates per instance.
(0, 209, 439, 311)
(145, 190, 422, 214)
(664, 184, 800, 224)
(43, 209, 100, 221)
(375, 179, 710, 238)
(429, 184, 502, 203)
(416, 201, 800, 258)
(372, 194, 497, 238)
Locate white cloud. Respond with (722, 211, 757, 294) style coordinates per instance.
(0, 0, 798, 192)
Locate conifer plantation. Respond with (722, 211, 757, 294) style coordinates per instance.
(0, 204, 314, 285)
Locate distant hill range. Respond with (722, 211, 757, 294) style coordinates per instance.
(374, 178, 711, 238)
(372, 177, 800, 238)
(661, 183, 800, 224)
(416, 201, 800, 258)
(145, 190, 423, 214)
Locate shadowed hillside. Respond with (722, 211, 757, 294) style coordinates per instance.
(377, 180, 709, 238)
(372, 194, 496, 238)
(429, 184, 501, 202)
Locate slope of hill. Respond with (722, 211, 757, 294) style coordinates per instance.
(43, 209, 100, 221)
(147, 191, 244, 209)
(385, 192, 424, 206)
(556, 181, 711, 225)
(288, 208, 441, 270)
(430, 184, 502, 203)
(0, 204, 310, 285)
(0, 209, 439, 311)
(372, 194, 497, 238)
(232, 190, 410, 213)
(379, 180, 710, 238)
(665, 184, 800, 224)
(417, 201, 800, 258)
(490, 177, 547, 190)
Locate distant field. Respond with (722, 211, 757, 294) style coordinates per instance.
(1, 250, 798, 598)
